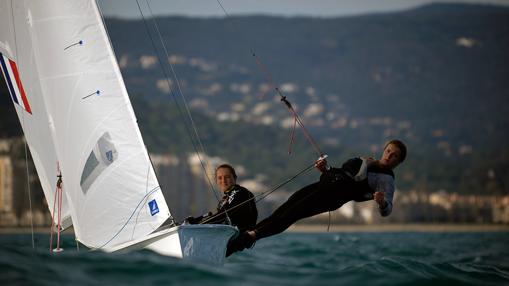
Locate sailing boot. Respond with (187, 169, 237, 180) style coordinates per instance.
(226, 231, 256, 257)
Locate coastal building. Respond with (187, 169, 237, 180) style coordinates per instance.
(0, 153, 16, 226)
(0, 155, 13, 212)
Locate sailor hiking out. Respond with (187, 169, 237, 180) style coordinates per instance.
(227, 139, 407, 256)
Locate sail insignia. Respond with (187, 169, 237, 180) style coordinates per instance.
(148, 199, 160, 216)
(0, 52, 32, 114)
(80, 132, 118, 193)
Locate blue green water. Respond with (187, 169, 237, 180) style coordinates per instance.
(1, 232, 508, 285)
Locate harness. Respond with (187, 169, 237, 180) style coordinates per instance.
(320, 157, 394, 202)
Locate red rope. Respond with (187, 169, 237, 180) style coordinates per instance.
(280, 92, 323, 156)
(288, 117, 297, 154)
(49, 173, 63, 253)
(49, 185, 57, 253)
(57, 181, 62, 250)
(252, 53, 323, 157)
(253, 52, 276, 100)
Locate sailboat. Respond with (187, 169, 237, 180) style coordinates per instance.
(0, 0, 237, 264)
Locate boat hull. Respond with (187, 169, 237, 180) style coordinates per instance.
(108, 224, 238, 264)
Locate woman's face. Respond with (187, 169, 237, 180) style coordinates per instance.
(216, 167, 236, 192)
(379, 143, 402, 169)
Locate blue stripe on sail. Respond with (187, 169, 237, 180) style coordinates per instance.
(0, 53, 19, 104)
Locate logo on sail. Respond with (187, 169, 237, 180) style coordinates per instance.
(0, 52, 32, 114)
(148, 199, 160, 216)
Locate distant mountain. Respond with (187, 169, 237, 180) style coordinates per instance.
(1, 3, 508, 195)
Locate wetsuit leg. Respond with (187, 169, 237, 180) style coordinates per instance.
(254, 181, 348, 240)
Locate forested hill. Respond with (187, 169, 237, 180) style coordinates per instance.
(1, 3, 508, 195)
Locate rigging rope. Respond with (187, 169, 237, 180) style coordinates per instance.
(199, 161, 316, 224)
(214, 0, 324, 157)
(12, 0, 36, 249)
(254, 54, 324, 157)
(23, 133, 35, 249)
(94, 186, 161, 250)
(130, 162, 153, 240)
(49, 172, 63, 253)
(135, 0, 221, 204)
(135, 0, 327, 225)
(194, 1, 334, 228)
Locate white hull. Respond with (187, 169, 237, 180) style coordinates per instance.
(106, 224, 238, 264)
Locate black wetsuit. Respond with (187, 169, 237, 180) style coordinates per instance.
(253, 158, 394, 240)
(203, 184, 258, 232)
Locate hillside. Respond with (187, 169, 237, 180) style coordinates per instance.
(1, 3, 508, 195)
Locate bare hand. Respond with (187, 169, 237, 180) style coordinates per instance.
(374, 191, 386, 207)
(315, 158, 328, 173)
(363, 157, 377, 167)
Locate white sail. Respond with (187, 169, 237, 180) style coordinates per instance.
(0, 0, 72, 229)
(1, 0, 171, 249)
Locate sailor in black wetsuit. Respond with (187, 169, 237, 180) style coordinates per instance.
(227, 139, 407, 256)
(185, 164, 257, 233)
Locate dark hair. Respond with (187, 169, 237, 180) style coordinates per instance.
(215, 164, 237, 180)
(384, 139, 407, 163)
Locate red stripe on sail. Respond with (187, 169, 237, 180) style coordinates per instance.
(9, 59, 31, 114)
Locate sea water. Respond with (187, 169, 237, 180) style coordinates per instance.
(1, 232, 508, 286)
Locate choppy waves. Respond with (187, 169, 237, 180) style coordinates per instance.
(1, 232, 508, 286)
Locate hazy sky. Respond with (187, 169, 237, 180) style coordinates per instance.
(98, 0, 509, 19)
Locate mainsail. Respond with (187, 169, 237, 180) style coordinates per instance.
(0, 0, 171, 249)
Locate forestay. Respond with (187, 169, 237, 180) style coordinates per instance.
(0, 0, 171, 249)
